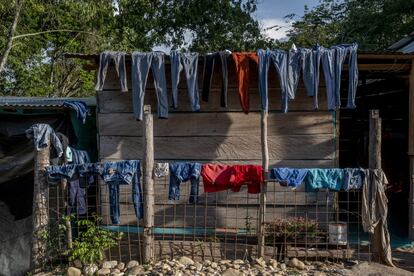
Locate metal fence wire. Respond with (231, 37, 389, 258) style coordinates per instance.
(45, 173, 372, 269)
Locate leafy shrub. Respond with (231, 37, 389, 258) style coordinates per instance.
(69, 215, 123, 264)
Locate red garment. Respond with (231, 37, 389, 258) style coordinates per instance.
(201, 164, 232, 192)
(201, 164, 264, 194)
(229, 165, 263, 194)
(231, 53, 259, 114)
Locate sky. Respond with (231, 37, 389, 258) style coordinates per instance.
(255, 0, 320, 40)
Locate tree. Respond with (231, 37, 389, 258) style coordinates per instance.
(286, 0, 414, 50)
(0, 0, 271, 97)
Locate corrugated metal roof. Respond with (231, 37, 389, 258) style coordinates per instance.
(0, 97, 96, 108)
(389, 32, 414, 53)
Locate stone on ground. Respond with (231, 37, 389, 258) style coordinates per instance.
(66, 267, 81, 276)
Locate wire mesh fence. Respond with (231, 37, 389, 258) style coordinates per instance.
(43, 171, 372, 270)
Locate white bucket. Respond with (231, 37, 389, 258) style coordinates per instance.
(329, 222, 347, 245)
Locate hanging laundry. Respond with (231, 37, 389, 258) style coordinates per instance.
(131, 52, 169, 121)
(170, 50, 200, 111)
(63, 101, 89, 124)
(321, 43, 358, 110)
(342, 168, 365, 191)
(26, 124, 63, 158)
(201, 51, 230, 107)
(361, 169, 394, 267)
(344, 43, 358, 109)
(70, 147, 94, 185)
(45, 164, 78, 185)
(231, 52, 258, 113)
(98, 160, 143, 224)
(300, 45, 322, 109)
(154, 162, 169, 178)
(201, 164, 233, 192)
(70, 147, 91, 165)
(270, 167, 308, 188)
(67, 178, 87, 215)
(287, 44, 302, 100)
(304, 168, 345, 192)
(95, 51, 128, 92)
(229, 165, 263, 194)
(257, 47, 301, 113)
(202, 164, 263, 194)
(169, 162, 201, 203)
(63, 147, 92, 215)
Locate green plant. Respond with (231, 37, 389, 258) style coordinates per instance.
(69, 215, 123, 264)
(40, 214, 74, 265)
(264, 217, 326, 244)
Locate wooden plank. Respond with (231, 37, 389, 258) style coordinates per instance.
(98, 112, 334, 137)
(99, 135, 335, 160)
(99, 203, 332, 228)
(99, 159, 335, 168)
(97, 88, 328, 113)
(358, 53, 414, 60)
(344, 63, 412, 71)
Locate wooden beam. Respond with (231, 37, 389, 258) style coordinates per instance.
(142, 105, 155, 263)
(408, 61, 414, 240)
(369, 110, 381, 169)
(343, 63, 412, 72)
(358, 53, 414, 60)
(258, 110, 268, 257)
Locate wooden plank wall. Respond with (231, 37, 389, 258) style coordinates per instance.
(97, 60, 337, 261)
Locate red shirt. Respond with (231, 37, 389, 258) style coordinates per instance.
(201, 164, 232, 192)
(229, 165, 263, 194)
(202, 164, 263, 194)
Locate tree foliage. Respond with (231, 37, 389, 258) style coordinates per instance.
(0, 0, 271, 97)
(286, 0, 414, 50)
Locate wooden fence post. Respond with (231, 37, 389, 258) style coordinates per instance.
(368, 109, 382, 263)
(369, 110, 381, 170)
(31, 142, 50, 272)
(142, 105, 155, 263)
(258, 110, 269, 258)
(408, 61, 414, 240)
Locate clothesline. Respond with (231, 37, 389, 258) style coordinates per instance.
(95, 43, 358, 120)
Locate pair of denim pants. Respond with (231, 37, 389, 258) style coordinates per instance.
(169, 162, 201, 204)
(99, 160, 143, 224)
(68, 178, 87, 215)
(95, 51, 128, 92)
(258, 49, 290, 113)
(201, 51, 229, 107)
(170, 50, 200, 111)
(45, 164, 87, 215)
(301, 45, 322, 109)
(321, 43, 358, 110)
(287, 45, 302, 100)
(26, 124, 63, 158)
(131, 52, 169, 121)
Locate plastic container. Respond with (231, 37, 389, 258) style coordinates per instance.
(329, 222, 348, 245)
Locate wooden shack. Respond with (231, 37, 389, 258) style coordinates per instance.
(67, 51, 414, 261)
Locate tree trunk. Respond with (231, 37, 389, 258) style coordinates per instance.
(0, 0, 23, 73)
(31, 143, 50, 272)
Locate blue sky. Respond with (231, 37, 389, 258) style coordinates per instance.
(254, 0, 320, 39)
